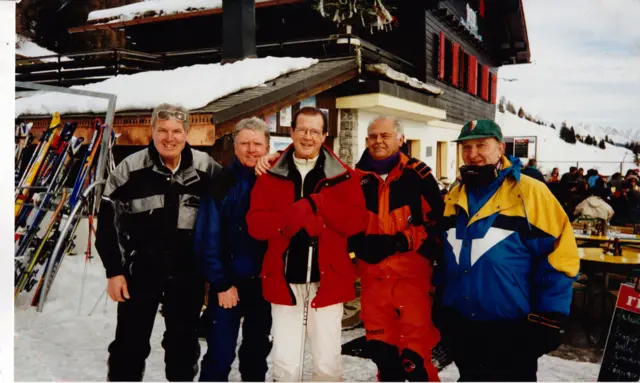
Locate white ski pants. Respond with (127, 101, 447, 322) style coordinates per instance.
(271, 283, 344, 382)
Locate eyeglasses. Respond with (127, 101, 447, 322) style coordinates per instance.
(295, 128, 324, 138)
(157, 110, 187, 122)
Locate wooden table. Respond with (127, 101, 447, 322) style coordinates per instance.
(574, 232, 640, 244)
(579, 248, 640, 265)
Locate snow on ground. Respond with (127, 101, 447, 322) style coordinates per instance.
(14, 218, 602, 382)
(87, 0, 274, 24)
(14, 56, 318, 117)
(15, 35, 70, 63)
(496, 111, 637, 176)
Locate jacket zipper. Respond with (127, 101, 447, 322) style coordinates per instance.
(283, 249, 290, 274)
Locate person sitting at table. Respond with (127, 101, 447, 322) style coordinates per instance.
(573, 186, 615, 222)
(610, 180, 640, 226)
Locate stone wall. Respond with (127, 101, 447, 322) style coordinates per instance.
(338, 109, 359, 167)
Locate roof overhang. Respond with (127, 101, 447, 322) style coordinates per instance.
(336, 93, 446, 123)
(69, 0, 304, 33)
(429, 120, 463, 131)
(488, 0, 531, 65)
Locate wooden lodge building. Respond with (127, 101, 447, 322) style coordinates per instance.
(16, 0, 530, 180)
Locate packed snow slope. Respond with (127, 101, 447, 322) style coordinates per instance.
(87, 0, 275, 24)
(495, 111, 636, 176)
(14, 218, 602, 381)
(14, 56, 318, 117)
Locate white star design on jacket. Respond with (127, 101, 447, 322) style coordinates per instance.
(446, 227, 515, 266)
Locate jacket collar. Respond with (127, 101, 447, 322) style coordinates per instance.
(148, 141, 199, 186)
(447, 156, 525, 226)
(356, 150, 410, 182)
(231, 156, 256, 181)
(269, 144, 349, 180)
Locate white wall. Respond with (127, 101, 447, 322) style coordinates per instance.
(355, 111, 460, 182)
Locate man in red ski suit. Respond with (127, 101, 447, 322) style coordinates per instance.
(246, 107, 368, 381)
(349, 116, 444, 381)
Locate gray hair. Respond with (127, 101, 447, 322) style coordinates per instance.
(151, 103, 190, 132)
(368, 116, 404, 137)
(233, 117, 271, 145)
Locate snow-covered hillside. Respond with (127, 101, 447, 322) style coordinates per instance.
(495, 111, 637, 176)
(13, 219, 603, 382)
(572, 123, 639, 146)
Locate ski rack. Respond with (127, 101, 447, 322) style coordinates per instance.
(15, 81, 116, 206)
(37, 179, 106, 312)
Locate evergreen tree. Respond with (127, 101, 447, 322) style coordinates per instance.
(518, 107, 525, 118)
(599, 139, 606, 149)
(585, 135, 593, 145)
(498, 96, 506, 113)
(568, 127, 577, 144)
(550, 123, 556, 130)
(506, 101, 517, 114)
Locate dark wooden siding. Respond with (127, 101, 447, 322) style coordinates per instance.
(424, 9, 496, 124)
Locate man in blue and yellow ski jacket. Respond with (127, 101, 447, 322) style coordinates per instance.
(434, 120, 579, 382)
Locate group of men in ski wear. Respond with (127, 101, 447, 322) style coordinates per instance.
(96, 103, 579, 382)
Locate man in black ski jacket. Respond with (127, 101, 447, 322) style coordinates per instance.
(96, 103, 220, 381)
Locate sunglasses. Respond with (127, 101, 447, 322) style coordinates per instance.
(157, 110, 187, 122)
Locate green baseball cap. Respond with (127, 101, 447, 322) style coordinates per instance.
(454, 120, 503, 142)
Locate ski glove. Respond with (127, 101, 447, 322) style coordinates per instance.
(348, 233, 409, 264)
(527, 312, 566, 356)
(281, 199, 313, 237)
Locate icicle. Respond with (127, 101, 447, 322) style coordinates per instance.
(348, 0, 354, 18)
(319, 0, 325, 17)
(334, 9, 341, 23)
(361, 11, 366, 27)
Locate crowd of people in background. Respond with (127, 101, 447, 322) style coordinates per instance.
(440, 161, 640, 227)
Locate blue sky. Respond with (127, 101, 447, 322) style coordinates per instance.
(498, 0, 640, 133)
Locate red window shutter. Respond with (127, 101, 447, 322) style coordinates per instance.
(467, 56, 477, 95)
(481, 65, 489, 101)
(490, 73, 498, 104)
(479, 0, 485, 17)
(459, 47, 465, 87)
(438, 32, 445, 81)
(451, 43, 460, 86)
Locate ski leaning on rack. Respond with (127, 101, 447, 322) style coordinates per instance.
(15, 112, 61, 218)
(14, 189, 68, 299)
(32, 121, 106, 308)
(14, 135, 85, 300)
(15, 133, 83, 261)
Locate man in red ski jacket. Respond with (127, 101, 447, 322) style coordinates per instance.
(349, 116, 444, 381)
(247, 107, 368, 381)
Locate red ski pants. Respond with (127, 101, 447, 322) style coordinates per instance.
(360, 275, 441, 381)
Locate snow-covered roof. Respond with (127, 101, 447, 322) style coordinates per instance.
(15, 35, 69, 63)
(15, 56, 318, 117)
(366, 63, 443, 95)
(87, 0, 273, 24)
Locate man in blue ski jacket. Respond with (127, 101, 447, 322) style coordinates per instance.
(434, 120, 580, 382)
(194, 117, 271, 381)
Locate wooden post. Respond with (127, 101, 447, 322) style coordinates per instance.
(222, 0, 257, 63)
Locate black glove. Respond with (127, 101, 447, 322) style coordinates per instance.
(527, 312, 566, 356)
(348, 233, 409, 264)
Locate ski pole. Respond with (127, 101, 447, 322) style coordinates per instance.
(298, 242, 315, 382)
(88, 288, 107, 316)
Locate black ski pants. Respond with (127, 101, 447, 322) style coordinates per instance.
(438, 308, 539, 382)
(107, 270, 205, 381)
(200, 278, 273, 382)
